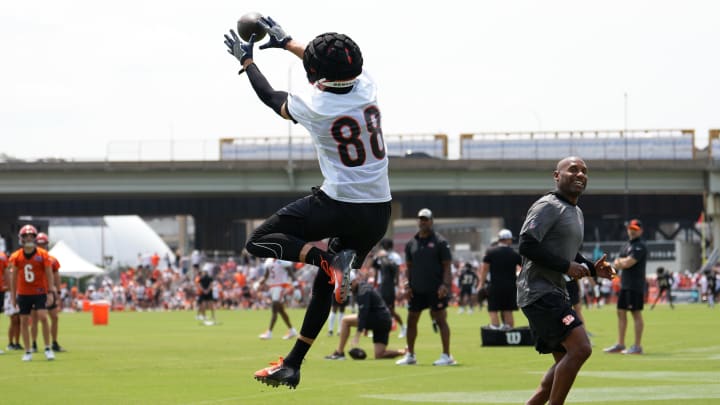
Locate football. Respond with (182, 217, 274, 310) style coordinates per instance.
(348, 347, 367, 360)
(237, 12, 267, 42)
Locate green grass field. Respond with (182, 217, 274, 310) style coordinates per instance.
(1, 303, 718, 404)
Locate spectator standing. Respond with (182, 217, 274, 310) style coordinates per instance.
(396, 208, 456, 366)
(605, 219, 647, 355)
(479, 229, 522, 329)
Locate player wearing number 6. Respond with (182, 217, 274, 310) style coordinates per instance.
(8, 225, 56, 362)
(224, 16, 391, 389)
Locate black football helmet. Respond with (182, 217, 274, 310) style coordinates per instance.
(303, 32, 363, 84)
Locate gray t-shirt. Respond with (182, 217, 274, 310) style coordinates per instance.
(517, 192, 585, 307)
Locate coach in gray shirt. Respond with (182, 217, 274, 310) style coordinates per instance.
(517, 156, 615, 405)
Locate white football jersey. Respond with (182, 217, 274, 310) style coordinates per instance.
(288, 70, 391, 203)
(266, 259, 292, 286)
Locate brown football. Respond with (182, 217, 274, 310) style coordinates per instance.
(237, 12, 267, 42)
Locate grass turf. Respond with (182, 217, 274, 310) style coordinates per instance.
(1, 302, 717, 404)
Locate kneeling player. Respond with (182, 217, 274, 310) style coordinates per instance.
(325, 276, 404, 360)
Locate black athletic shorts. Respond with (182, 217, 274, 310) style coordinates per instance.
(248, 187, 391, 267)
(567, 279, 580, 306)
(381, 294, 395, 311)
(460, 286, 473, 297)
(408, 291, 449, 312)
(197, 292, 214, 303)
(487, 286, 518, 311)
(521, 292, 583, 354)
(17, 294, 47, 315)
(617, 289, 644, 311)
(331, 298, 346, 311)
(366, 315, 392, 345)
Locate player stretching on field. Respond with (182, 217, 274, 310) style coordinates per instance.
(224, 16, 391, 388)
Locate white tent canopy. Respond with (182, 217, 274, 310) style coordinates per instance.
(50, 240, 105, 278)
(48, 215, 176, 270)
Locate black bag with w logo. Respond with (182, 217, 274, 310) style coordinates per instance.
(481, 326, 533, 346)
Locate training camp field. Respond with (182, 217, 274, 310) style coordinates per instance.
(1, 303, 718, 404)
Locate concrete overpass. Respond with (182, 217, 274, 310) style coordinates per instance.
(0, 158, 713, 251)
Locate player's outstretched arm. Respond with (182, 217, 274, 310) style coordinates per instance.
(224, 28, 291, 119)
(224, 29, 256, 68)
(257, 16, 305, 59)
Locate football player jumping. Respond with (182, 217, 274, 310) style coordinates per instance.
(224, 16, 391, 389)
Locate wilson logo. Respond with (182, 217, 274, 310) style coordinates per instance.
(506, 331, 522, 344)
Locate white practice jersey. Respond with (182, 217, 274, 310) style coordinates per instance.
(266, 260, 292, 286)
(288, 70, 391, 203)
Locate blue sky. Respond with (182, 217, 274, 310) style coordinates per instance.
(2, 0, 718, 160)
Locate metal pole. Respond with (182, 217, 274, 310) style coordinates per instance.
(286, 63, 295, 188)
(100, 217, 105, 270)
(623, 93, 629, 221)
(288, 64, 293, 168)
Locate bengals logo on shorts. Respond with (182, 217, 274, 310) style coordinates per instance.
(561, 314, 575, 326)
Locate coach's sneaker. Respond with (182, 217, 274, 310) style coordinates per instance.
(253, 357, 300, 389)
(52, 342, 66, 352)
(395, 352, 417, 365)
(258, 330, 272, 340)
(44, 348, 55, 361)
(324, 351, 346, 360)
(331, 250, 356, 304)
(432, 353, 457, 366)
(282, 328, 298, 340)
(622, 345, 643, 355)
(603, 343, 626, 353)
(22, 352, 32, 362)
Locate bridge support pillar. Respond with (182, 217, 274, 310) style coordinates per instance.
(706, 194, 720, 255)
(386, 200, 402, 238)
(176, 215, 188, 257)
